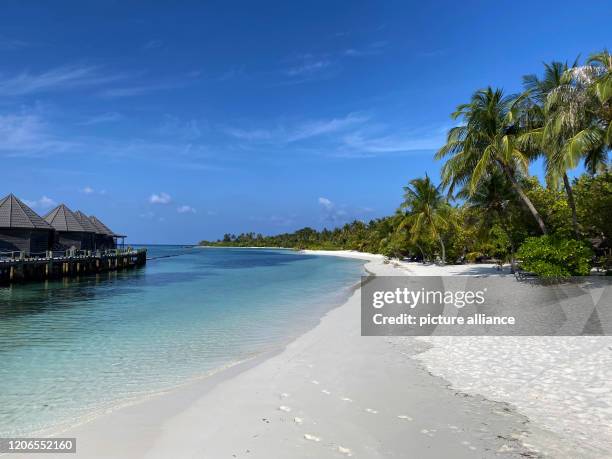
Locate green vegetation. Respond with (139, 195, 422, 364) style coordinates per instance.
(200, 51, 611, 277)
(516, 236, 593, 278)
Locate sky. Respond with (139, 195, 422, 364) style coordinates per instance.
(1, 1, 609, 244)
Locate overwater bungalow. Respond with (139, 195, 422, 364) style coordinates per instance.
(44, 204, 95, 251)
(73, 210, 98, 249)
(0, 193, 144, 284)
(89, 215, 124, 249)
(0, 194, 53, 255)
(0, 193, 128, 257)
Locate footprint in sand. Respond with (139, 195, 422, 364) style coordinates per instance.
(364, 408, 378, 414)
(338, 445, 352, 456)
(294, 417, 303, 424)
(311, 380, 320, 385)
(397, 415, 413, 421)
(279, 406, 291, 412)
(321, 389, 331, 395)
(304, 434, 321, 442)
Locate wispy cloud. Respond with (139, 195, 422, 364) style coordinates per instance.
(335, 123, 449, 157)
(286, 58, 332, 77)
(343, 41, 387, 57)
(318, 197, 333, 210)
(340, 130, 442, 155)
(78, 112, 124, 126)
(249, 214, 295, 227)
(23, 195, 57, 210)
(0, 112, 79, 156)
(222, 127, 273, 141)
(223, 112, 368, 144)
(0, 35, 28, 50)
(318, 197, 348, 223)
(99, 82, 179, 98)
(223, 112, 446, 158)
(177, 205, 196, 214)
(287, 113, 369, 141)
(0, 64, 123, 96)
(149, 192, 172, 204)
(143, 39, 163, 50)
(80, 186, 106, 195)
(159, 115, 203, 140)
(419, 49, 447, 58)
(281, 53, 339, 84)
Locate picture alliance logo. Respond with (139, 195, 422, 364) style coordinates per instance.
(372, 287, 488, 309)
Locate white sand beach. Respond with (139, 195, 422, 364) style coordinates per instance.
(43, 251, 611, 458)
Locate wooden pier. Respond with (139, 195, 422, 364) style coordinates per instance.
(0, 248, 147, 284)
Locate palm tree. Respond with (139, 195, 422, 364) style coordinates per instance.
(436, 87, 548, 234)
(519, 60, 581, 237)
(399, 175, 449, 264)
(459, 172, 520, 271)
(545, 51, 611, 175)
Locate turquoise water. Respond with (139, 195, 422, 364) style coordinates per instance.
(0, 247, 365, 436)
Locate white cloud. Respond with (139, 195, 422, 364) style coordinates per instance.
(341, 130, 444, 155)
(23, 195, 57, 210)
(318, 197, 334, 210)
(318, 197, 353, 223)
(177, 205, 196, 214)
(280, 53, 339, 85)
(0, 64, 123, 96)
(159, 115, 202, 140)
(0, 36, 28, 50)
(149, 192, 172, 204)
(78, 112, 123, 126)
(223, 126, 273, 141)
(343, 41, 387, 58)
(99, 82, 179, 98)
(287, 113, 369, 142)
(0, 113, 78, 156)
(82, 186, 94, 194)
(286, 59, 332, 77)
(223, 112, 368, 144)
(143, 39, 163, 50)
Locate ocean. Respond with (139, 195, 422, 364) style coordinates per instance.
(0, 246, 365, 436)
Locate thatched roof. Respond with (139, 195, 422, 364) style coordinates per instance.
(0, 194, 54, 230)
(73, 210, 99, 233)
(89, 215, 115, 236)
(44, 204, 88, 233)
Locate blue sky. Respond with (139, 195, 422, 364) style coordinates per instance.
(1, 1, 609, 243)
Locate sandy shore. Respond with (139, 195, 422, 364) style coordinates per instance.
(41, 250, 610, 458)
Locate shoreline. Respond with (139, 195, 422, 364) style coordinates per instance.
(42, 251, 563, 459)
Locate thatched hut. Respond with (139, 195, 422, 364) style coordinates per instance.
(73, 211, 98, 250)
(88, 215, 119, 250)
(0, 194, 53, 255)
(44, 204, 95, 251)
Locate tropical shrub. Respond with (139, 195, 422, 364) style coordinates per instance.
(516, 235, 593, 278)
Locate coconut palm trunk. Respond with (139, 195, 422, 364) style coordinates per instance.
(562, 173, 579, 237)
(437, 233, 446, 265)
(500, 163, 548, 234)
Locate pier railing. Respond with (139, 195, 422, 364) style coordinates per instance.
(0, 247, 146, 262)
(0, 248, 147, 284)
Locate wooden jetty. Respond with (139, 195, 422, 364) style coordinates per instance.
(0, 248, 147, 284)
